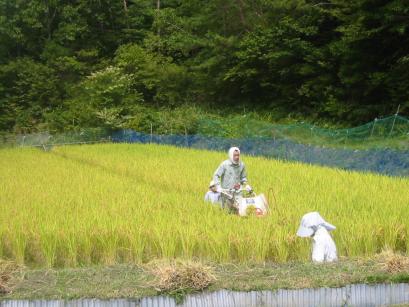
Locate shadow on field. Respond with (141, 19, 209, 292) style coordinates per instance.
(50, 151, 176, 194)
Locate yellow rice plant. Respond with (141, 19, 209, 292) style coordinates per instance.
(0, 144, 408, 267)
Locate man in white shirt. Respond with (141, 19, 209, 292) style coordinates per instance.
(213, 147, 252, 210)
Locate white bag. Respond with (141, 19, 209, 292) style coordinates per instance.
(237, 193, 268, 216)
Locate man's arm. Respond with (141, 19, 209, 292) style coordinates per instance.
(240, 163, 248, 184)
(213, 162, 225, 188)
(240, 163, 253, 192)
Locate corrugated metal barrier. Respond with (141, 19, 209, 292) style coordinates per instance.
(2, 283, 409, 306)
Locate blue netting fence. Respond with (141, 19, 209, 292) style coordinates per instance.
(3, 118, 409, 177)
(111, 130, 409, 177)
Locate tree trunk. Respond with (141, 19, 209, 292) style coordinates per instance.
(156, 0, 161, 36)
(236, 0, 248, 31)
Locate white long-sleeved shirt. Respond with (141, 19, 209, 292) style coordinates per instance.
(312, 226, 338, 263)
(204, 191, 221, 204)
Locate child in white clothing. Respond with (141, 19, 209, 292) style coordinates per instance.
(204, 180, 221, 205)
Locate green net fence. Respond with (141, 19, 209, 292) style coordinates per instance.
(1, 115, 408, 176)
(197, 114, 409, 150)
(2, 114, 408, 150)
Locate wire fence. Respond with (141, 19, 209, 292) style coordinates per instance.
(0, 129, 111, 150)
(1, 114, 409, 177)
(197, 114, 409, 150)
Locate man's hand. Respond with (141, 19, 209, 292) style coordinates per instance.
(233, 183, 241, 190)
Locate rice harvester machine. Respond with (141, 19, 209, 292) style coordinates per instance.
(220, 187, 269, 216)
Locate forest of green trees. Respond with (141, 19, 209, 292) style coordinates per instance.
(0, 0, 408, 134)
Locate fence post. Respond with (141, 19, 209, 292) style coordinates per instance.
(185, 127, 188, 147)
(345, 129, 349, 145)
(389, 104, 400, 137)
(271, 129, 276, 144)
(370, 118, 377, 138)
(150, 123, 153, 143)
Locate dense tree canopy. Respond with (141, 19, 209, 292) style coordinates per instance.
(0, 0, 408, 133)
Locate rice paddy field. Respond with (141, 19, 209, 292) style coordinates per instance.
(1, 143, 409, 268)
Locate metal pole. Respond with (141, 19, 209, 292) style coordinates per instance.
(370, 118, 377, 138)
(185, 127, 188, 147)
(389, 104, 400, 137)
(150, 123, 153, 143)
(156, 0, 161, 36)
(310, 125, 314, 138)
(345, 129, 348, 145)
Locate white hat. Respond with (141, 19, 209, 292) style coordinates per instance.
(209, 180, 216, 188)
(296, 212, 336, 237)
(228, 147, 240, 164)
